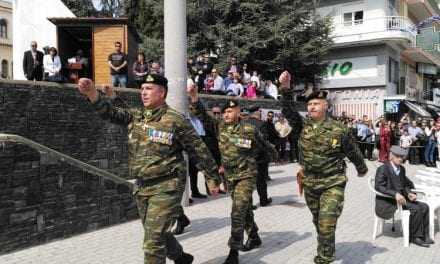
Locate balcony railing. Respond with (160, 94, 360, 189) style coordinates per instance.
(416, 27, 440, 59)
(332, 16, 417, 45)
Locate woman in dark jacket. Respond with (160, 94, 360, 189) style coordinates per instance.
(132, 52, 149, 88)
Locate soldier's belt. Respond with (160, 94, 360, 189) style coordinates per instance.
(136, 173, 177, 187)
(304, 169, 345, 178)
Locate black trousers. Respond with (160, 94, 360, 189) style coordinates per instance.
(409, 146, 420, 164)
(256, 162, 269, 203)
(358, 140, 367, 158)
(288, 135, 299, 162)
(366, 143, 374, 160)
(404, 201, 429, 240)
(277, 137, 287, 161)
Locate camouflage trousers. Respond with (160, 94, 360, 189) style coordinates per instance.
(228, 177, 259, 250)
(135, 190, 184, 264)
(304, 184, 345, 264)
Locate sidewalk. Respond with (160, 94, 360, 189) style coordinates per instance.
(0, 161, 439, 264)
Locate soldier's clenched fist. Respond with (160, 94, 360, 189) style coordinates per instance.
(78, 78, 98, 102)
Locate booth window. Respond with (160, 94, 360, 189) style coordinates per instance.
(0, 19, 7, 39)
(2, 59, 8, 78)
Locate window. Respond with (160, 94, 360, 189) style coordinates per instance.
(423, 78, 434, 101)
(388, 57, 399, 84)
(398, 62, 407, 95)
(343, 11, 364, 26)
(0, 19, 7, 39)
(1, 60, 8, 78)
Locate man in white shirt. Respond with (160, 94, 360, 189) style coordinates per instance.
(210, 68, 225, 95)
(265, 79, 278, 100)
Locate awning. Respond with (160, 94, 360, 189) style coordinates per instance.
(425, 104, 440, 117)
(404, 101, 433, 118)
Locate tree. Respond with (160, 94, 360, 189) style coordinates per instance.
(99, 0, 125, 17)
(61, 0, 98, 17)
(127, 0, 333, 84)
(188, 0, 333, 84)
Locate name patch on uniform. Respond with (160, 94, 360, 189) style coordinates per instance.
(231, 137, 252, 149)
(143, 125, 174, 145)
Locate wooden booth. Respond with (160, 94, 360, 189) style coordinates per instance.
(48, 17, 141, 86)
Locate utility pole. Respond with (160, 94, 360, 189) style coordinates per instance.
(164, 0, 190, 206)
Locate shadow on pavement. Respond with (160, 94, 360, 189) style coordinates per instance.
(267, 175, 295, 187)
(201, 231, 312, 264)
(335, 241, 387, 264)
(176, 217, 230, 242)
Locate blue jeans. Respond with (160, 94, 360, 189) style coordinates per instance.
(111, 74, 127, 87)
(424, 138, 437, 162)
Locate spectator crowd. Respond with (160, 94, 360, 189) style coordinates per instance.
(23, 41, 282, 101)
(335, 112, 440, 167)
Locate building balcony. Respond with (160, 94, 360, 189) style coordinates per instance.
(402, 27, 440, 66)
(407, 0, 440, 21)
(332, 16, 417, 47)
(0, 37, 12, 47)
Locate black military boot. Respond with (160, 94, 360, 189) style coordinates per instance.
(223, 249, 239, 264)
(174, 252, 194, 264)
(173, 214, 191, 235)
(241, 233, 262, 252)
(260, 197, 273, 207)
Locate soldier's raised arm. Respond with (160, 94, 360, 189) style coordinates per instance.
(78, 78, 133, 126)
(175, 116, 221, 194)
(187, 81, 220, 136)
(278, 71, 303, 130)
(341, 127, 368, 176)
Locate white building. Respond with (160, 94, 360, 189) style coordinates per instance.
(317, 0, 440, 120)
(12, 0, 75, 80)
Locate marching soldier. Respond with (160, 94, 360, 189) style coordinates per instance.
(77, 75, 221, 264)
(187, 84, 277, 264)
(278, 71, 368, 264)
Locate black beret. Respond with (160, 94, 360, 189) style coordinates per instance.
(145, 74, 168, 89)
(221, 100, 240, 113)
(247, 105, 260, 113)
(305, 90, 328, 102)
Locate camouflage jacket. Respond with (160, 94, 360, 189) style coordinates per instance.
(190, 101, 277, 181)
(91, 94, 220, 193)
(280, 90, 367, 189)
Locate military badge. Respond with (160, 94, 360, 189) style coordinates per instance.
(145, 126, 174, 145)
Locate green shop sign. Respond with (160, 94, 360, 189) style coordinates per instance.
(327, 61, 353, 76)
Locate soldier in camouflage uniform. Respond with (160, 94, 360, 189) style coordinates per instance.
(77, 75, 221, 264)
(187, 84, 277, 264)
(278, 71, 368, 264)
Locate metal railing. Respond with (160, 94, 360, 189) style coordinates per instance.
(332, 16, 417, 43)
(416, 27, 440, 58)
(0, 133, 134, 189)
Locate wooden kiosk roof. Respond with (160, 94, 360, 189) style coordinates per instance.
(47, 17, 142, 42)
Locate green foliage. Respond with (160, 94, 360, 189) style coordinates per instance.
(63, 0, 333, 84)
(61, 0, 98, 17)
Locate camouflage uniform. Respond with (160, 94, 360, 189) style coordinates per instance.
(91, 95, 220, 264)
(281, 90, 367, 264)
(190, 100, 277, 250)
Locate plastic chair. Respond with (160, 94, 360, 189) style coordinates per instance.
(369, 174, 411, 247)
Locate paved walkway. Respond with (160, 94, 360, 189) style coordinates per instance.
(1, 161, 440, 264)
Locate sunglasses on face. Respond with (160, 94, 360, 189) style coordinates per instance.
(213, 112, 221, 115)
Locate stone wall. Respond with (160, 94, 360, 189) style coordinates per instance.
(0, 80, 287, 254)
